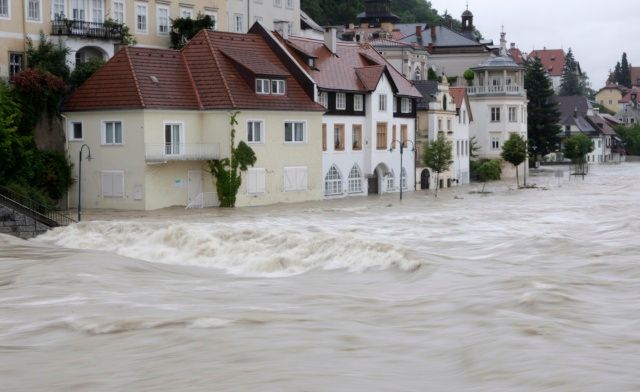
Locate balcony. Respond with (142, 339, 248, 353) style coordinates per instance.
(145, 143, 221, 162)
(51, 19, 123, 41)
(466, 85, 525, 97)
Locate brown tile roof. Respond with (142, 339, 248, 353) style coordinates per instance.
(620, 88, 640, 103)
(355, 65, 385, 91)
(598, 83, 628, 94)
(449, 87, 473, 122)
(529, 49, 566, 77)
(631, 67, 640, 87)
(282, 36, 421, 97)
(65, 30, 323, 112)
(508, 47, 525, 65)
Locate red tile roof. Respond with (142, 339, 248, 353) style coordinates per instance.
(620, 88, 640, 103)
(65, 30, 324, 112)
(449, 87, 473, 121)
(508, 47, 525, 65)
(529, 49, 566, 77)
(282, 36, 421, 97)
(597, 84, 628, 94)
(631, 67, 640, 87)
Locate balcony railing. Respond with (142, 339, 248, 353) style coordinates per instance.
(145, 143, 221, 162)
(467, 85, 525, 96)
(51, 19, 123, 41)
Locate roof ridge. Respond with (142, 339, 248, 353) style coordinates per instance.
(204, 31, 235, 108)
(181, 51, 203, 110)
(124, 47, 146, 108)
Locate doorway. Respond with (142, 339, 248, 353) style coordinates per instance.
(188, 170, 203, 204)
(420, 169, 430, 190)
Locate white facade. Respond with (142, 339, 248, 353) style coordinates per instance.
(227, 0, 299, 34)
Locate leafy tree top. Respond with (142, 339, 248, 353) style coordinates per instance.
(501, 133, 527, 167)
(26, 32, 70, 81)
(422, 133, 453, 174)
(170, 14, 215, 49)
(559, 48, 586, 96)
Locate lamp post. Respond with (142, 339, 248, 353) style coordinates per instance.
(390, 139, 415, 201)
(78, 144, 92, 221)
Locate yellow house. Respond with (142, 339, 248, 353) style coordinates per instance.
(63, 25, 324, 210)
(0, 0, 226, 79)
(596, 84, 627, 114)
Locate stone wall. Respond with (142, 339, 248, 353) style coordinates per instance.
(0, 206, 51, 239)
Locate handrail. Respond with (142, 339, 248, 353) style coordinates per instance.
(0, 186, 76, 227)
(50, 19, 124, 40)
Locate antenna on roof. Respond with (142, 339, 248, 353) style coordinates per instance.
(466, 0, 469, 10)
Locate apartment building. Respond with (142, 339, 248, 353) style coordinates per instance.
(226, 0, 299, 35)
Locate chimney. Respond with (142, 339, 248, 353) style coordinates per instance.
(510, 42, 516, 49)
(324, 27, 337, 55)
(430, 26, 436, 40)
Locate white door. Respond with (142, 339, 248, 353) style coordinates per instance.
(188, 170, 203, 204)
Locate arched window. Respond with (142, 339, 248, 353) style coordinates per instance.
(348, 164, 363, 194)
(324, 165, 343, 196)
(401, 167, 408, 190)
(385, 169, 395, 191)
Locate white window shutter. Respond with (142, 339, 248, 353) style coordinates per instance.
(247, 169, 257, 194)
(296, 167, 308, 190)
(283, 167, 294, 191)
(112, 172, 124, 197)
(101, 172, 113, 197)
(256, 169, 266, 193)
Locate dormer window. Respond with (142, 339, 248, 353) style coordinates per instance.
(308, 58, 316, 68)
(336, 93, 346, 110)
(401, 98, 411, 113)
(256, 78, 270, 94)
(318, 92, 328, 108)
(271, 79, 286, 95)
(256, 78, 286, 95)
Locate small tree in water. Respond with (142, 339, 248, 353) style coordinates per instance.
(208, 112, 256, 207)
(563, 133, 594, 178)
(475, 159, 502, 193)
(422, 133, 453, 197)
(501, 133, 527, 188)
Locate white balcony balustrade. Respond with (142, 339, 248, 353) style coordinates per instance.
(466, 85, 525, 96)
(145, 143, 220, 162)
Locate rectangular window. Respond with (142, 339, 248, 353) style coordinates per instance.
(180, 7, 193, 18)
(253, 15, 263, 23)
(509, 107, 517, 123)
(379, 94, 387, 112)
(234, 13, 243, 32)
(103, 121, 123, 145)
(9, 53, 24, 79)
(91, 0, 103, 22)
(491, 135, 500, 150)
(274, 0, 282, 7)
(157, 6, 169, 34)
(112, 0, 124, 23)
(283, 166, 308, 192)
(247, 120, 264, 143)
(401, 125, 408, 147)
(376, 122, 387, 150)
(447, 119, 451, 131)
(101, 170, 124, 198)
(205, 10, 217, 30)
(491, 107, 501, 122)
(318, 92, 328, 108)
(0, 0, 8, 18)
(27, 0, 40, 21)
(70, 122, 83, 141)
(336, 93, 346, 110)
(354, 94, 363, 111)
(165, 123, 183, 155)
(322, 123, 327, 151)
(286, 0, 293, 9)
(287, 22, 293, 36)
(393, 97, 397, 113)
(136, 3, 147, 33)
(334, 124, 345, 151)
(352, 125, 362, 150)
(247, 168, 266, 194)
(401, 98, 411, 113)
(284, 121, 305, 143)
(437, 118, 442, 131)
(72, 0, 85, 20)
(256, 78, 270, 94)
(271, 80, 286, 95)
(52, 0, 65, 19)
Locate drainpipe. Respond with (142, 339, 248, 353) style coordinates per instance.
(246, 0, 250, 32)
(22, 0, 28, 58)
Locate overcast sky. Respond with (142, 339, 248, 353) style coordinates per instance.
(427, 0, 640, 88)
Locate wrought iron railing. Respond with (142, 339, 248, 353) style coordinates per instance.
(51, 19, 123, 40)
(0, 186, 76, 227)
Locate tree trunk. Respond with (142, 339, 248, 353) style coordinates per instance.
(515, 165, 519, 189)
(435, 172, 439, 198)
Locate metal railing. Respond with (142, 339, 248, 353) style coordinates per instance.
(0, 186, 76, 228)
(51, 19, 123, 40)
(467, 85, 525, 96)
(145, 143, 221, 162)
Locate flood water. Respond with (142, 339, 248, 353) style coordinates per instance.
(1, 164, 640, 391)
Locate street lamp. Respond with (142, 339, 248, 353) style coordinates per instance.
(390, 139, 415, 201)
(78, 144, 92, 221)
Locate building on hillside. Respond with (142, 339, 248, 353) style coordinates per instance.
(63, 23, 325, 210)
(414, 79, 471, 190)
(466, 32, 528, 179)
(596, 84, 628, 114)
(617, 88, 640, 125)
(277, 29, 422, 197)
(0, 0, 227, 79)
(227, 0, 300, 35)
(356, 0, 399, 31)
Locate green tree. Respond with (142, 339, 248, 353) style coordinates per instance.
(11, 68, 66, 136)
(422, 133, 453, 197)
(559, 48, 585, 96)
(613, 61, 622, 85)
(563, 133, 594, 176)
(615, 125, 640, 155)
(525, 57, 562, 164)
(501, 133, 527, 187)
(469, 136, 480, 158)
(69, 58, 105, 88)
(170, 14, 215, 49)
(427, 67, 439, 81)
(208, 112, 257, 207)
(26, 32, 70, 81)
(0, 82, 29, 184)
(620, 52, 632, 88)
(472, 159, 501, 193)
(463, 69, 475, 86)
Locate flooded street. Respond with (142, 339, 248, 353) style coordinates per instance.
(2, 164, 640, 391)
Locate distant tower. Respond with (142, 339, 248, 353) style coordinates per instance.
(461, 4, 474, 38)
(357, 0, 400, 31)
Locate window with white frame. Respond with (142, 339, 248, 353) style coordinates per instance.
(393, 97, 397, 112)
(247, 168, 266, 194)
(9, 53, 24, 78)
(91, 0, 103, 22)
(164, 123, 183, 155)
(509, 107, 517, 123)
(234, 13, 244, 32)
(157, 6, 169, 34)
(271, 79, 286, 95)
(204, 10, 217, 30)
(274, 0, 282, 7)
(336, 93, 346, 110)
(0, 0, 8, 18)
(101, 170, 124, 198)
(386, 170, 395, 191)
(112, 0, 124, 23)
(318, 92, 328, 108)
(401, 167, 407, 190)
(136, 3, 147, 33)
(348, 165, 363, 194)
(103, 121, 123, 145)
(70, 122, 83, 140)
(286, 0, 293, 8)
(491, 135, 500, 150)
(354, 94, 363, 111)
(256, 78, 270, 94)
(379, 94, 387, 112)
(287, 22, 293, 36)
(447, 118, 451, 131)
(491, 107, 501, 122)
(284, 121, 305, 143)
(401, 98, 411, 113)
(180, 7, 193, 19)
(324, 165, 343, 196)
(27, 0, 40, 21)
(437, 118, 442, 131)
(247, 120, 264, 143)
(52, 0, 64, 19)
(284, 166, 308, 191)
(253, 15, 263, 23)
(72, 0, 85, 20)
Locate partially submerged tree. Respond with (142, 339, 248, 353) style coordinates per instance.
(422, 133, 453, 197)
(474, 159, 502, 193)
(501, 133, 527, 188)
(208, 112, 257, 207)
(563, 133, 594, 177)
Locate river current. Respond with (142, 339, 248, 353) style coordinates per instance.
(1, 164, 640, 391)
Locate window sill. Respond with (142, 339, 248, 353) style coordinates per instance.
(101, 143, 124, 146)
(69, 139, 84, 142)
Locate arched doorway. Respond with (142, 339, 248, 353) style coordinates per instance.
(75, 46, 107, 66)
(420, 169, 430, 190)
(369, 163, 389, 195)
